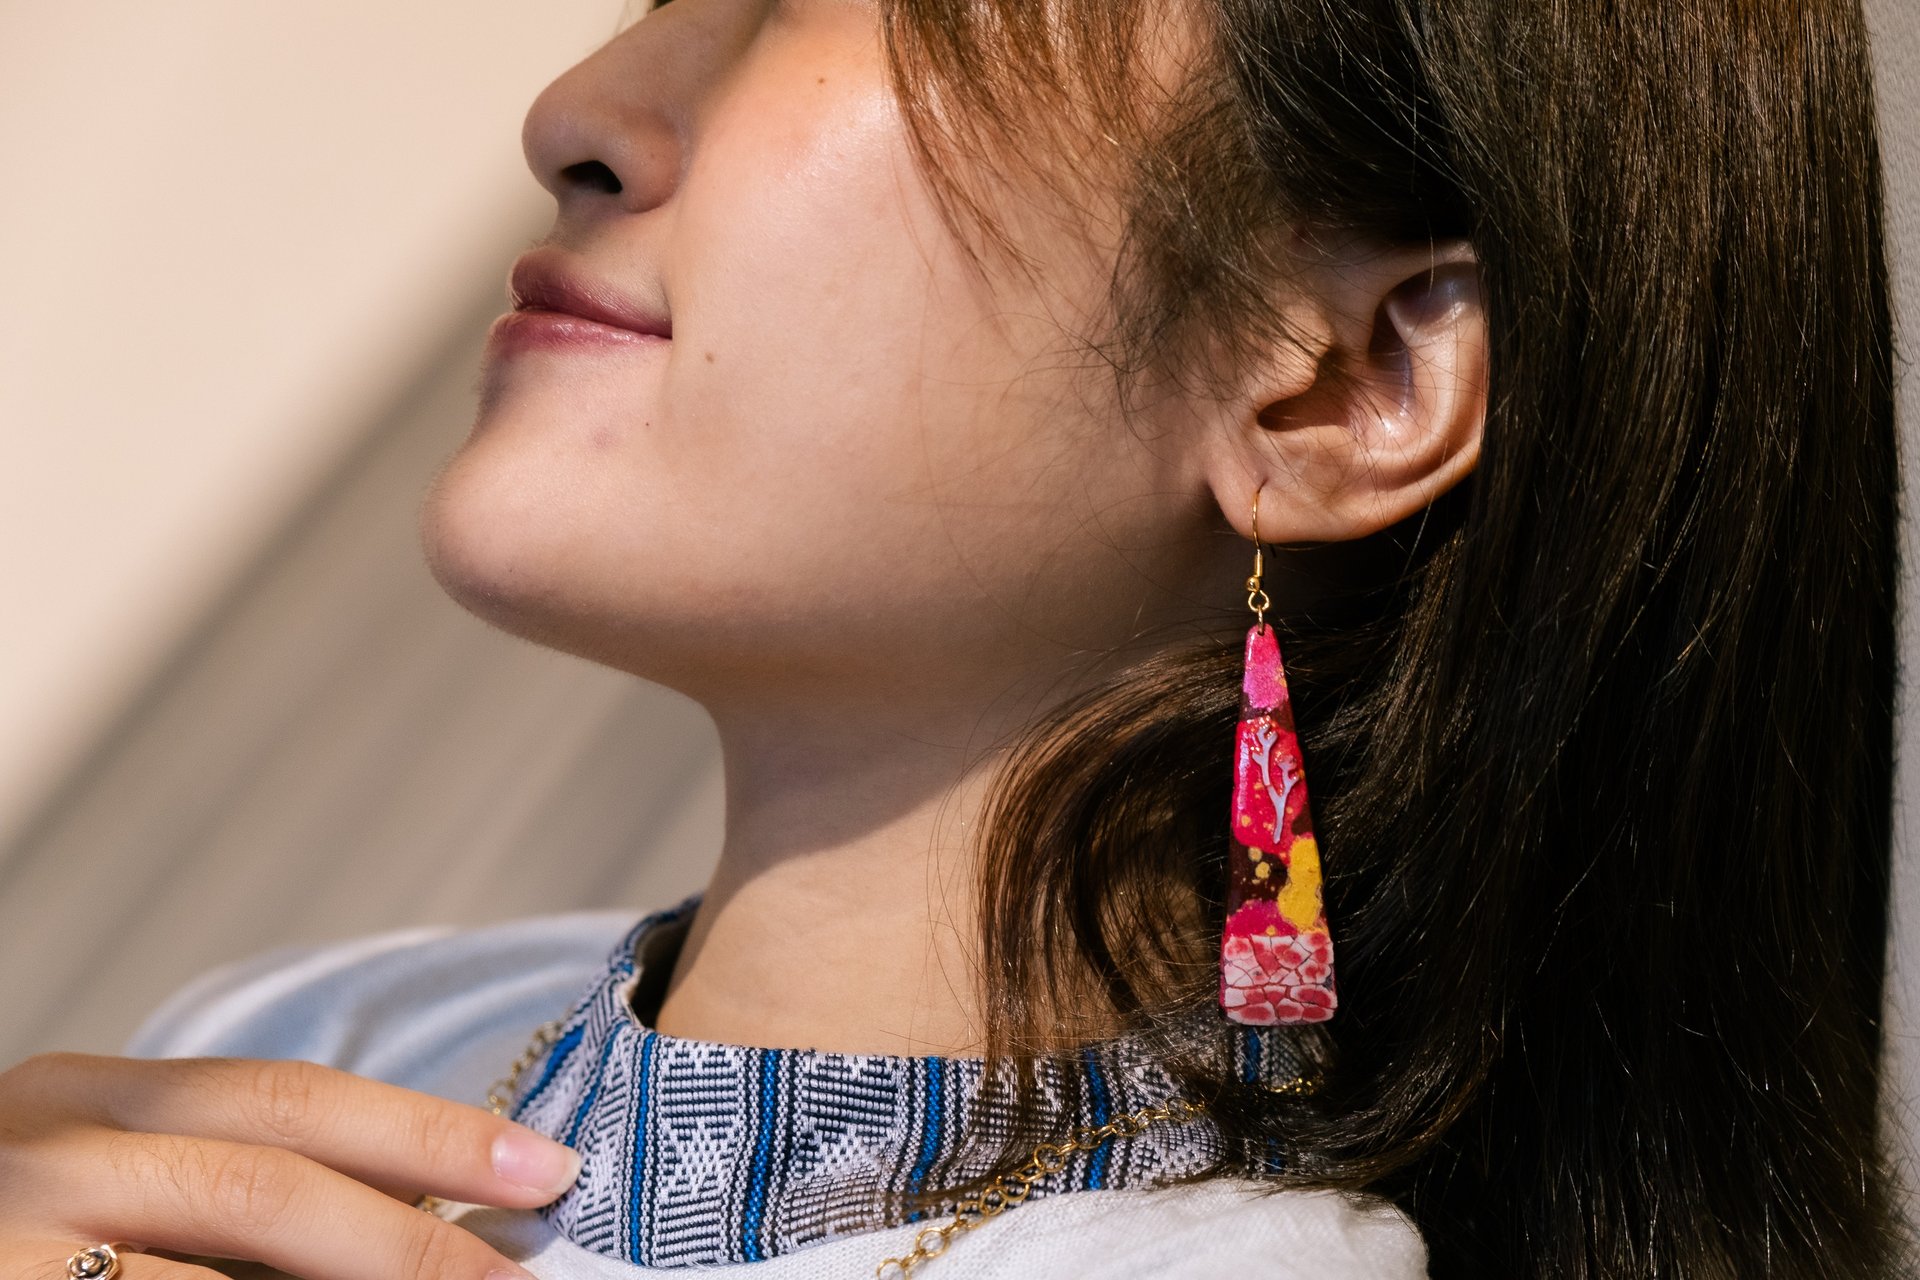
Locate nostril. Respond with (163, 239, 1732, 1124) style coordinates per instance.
(560, 159, 623, 196)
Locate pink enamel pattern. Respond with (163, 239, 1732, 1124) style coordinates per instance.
(1219, 623, 1337, 1024)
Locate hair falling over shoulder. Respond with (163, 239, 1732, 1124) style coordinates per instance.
(876, 0, 1912, 1274)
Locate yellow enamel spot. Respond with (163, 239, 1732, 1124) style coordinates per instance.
(1254, 861, 1271, 880)
(1239, 814, 1252, 826)
(1275, 835, 1323, 930)
(1247, 848, 1263, 862)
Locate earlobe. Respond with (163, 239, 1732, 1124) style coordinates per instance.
(1213, 237, 1487, 546)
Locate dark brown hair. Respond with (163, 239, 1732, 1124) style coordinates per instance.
(877, 0, 1910, 1275)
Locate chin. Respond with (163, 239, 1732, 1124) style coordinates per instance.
(415, 444, 721, 694)
(417, 443, 585, 643)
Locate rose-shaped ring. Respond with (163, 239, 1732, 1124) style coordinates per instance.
(66, 1243, 130, 1280)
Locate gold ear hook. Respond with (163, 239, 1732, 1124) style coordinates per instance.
(1245, 492, 1270, 631)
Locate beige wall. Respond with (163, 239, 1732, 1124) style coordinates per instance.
(0, 0, 727, 1068)
(0, 1, 627, 845)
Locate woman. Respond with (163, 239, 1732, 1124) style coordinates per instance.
(1, 0, 1906, 1276)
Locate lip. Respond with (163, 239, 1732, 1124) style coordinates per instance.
(487, 249, 671, 356)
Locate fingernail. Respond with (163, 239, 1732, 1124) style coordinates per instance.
(487, 1268, 539, 1280)
(491, 1128, 582, 1196)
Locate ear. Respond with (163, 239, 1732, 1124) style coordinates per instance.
(1205, 231, 1487, 545)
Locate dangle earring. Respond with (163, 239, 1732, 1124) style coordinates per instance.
(1219, 493, 1337, 1025)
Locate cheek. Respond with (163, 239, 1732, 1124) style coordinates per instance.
(678, 80, 935, 418)
(423, 34, 1162, 682)
(420, 80, 969, 651)
(664, 88, 1022, 565)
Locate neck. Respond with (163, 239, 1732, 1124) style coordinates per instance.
(649, 667, 1106, 1057)
(650, 702, 998, 1056)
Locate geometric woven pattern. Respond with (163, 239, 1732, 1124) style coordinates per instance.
(508, 895, 1307, 1267)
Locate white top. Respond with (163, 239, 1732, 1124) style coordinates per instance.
(124, 908, 1429, 1279)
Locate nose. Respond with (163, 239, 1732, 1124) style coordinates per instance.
(521, 4, 760, 222)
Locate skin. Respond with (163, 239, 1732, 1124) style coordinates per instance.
(420, 0, 1488, 1058)
(0, 1052, 580, 1277)
(0, 4, 1484, 1277)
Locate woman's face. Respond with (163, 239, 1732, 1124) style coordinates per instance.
(420, 0, 1237, 722)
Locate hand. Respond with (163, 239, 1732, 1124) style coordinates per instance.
(0, 1051, 582, 1280)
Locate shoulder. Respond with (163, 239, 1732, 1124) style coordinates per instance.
(452, 1175, 1426, 1279)
(119, 904, 669, 1104)
(967, 1177, 1428, 1279)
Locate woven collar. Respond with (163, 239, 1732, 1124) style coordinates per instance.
(507, 894, 1304, 1268)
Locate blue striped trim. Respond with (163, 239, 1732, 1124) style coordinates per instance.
(512, 1022, 585, 1120)
(740, 1050, 782, 1262)
(564, 1022, 623, 1148)
(526, 895, 1238, 1268)
(1082, 1047, 1112, 1190)
(905, 1056, 945, 1221)
(1242, 1031, 1286, 1174)
(625, 1033, 657, 1264)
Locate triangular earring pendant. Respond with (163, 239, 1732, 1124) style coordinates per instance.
(1219, 622, 1337, 1025)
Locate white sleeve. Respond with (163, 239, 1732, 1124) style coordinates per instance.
(925, 1178, 1430, 1280)
(1104, 1185, 1429, 1279)
(116, 912, 635, 1106)
(120, 926, 457, 1061)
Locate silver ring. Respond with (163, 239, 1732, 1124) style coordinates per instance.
(66, 1243, 126, 1279)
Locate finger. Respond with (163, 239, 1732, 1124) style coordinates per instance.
(54, 1130, 538, 1280)
(44, 1054, 580, 1209)
(8, 1239, 230, 1280)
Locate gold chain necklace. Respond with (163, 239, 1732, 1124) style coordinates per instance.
(412, 1016, 567, 1218)
(414, 1015, 1319, 1277)
(874, 1071, 1319, 1277)
(872, 1096, 1209, 1278)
